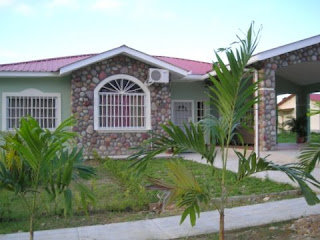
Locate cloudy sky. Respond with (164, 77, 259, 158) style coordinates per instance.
(0, 0, 319, 65)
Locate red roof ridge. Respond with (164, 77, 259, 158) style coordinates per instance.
(0, 53, 97, 67)
(155, 55, 212, 65)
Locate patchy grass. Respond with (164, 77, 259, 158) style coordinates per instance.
(277, 132, 296, 143)
(0, 158, 295, 234)
(277, 132, 320, 143)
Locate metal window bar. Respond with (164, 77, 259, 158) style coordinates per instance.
(98, 91, 146, 129)
(6, 96, 57, 130)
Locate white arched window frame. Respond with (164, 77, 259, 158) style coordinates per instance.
(94, 74, 151, 132)
(2, 88, 61, 131)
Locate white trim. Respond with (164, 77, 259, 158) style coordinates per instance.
(171, 100, 195, 125)
(93, 74, 151, 132)
(203, 65, 231, 79)
(180, 75, 206, 81)
(0, 72, 59, 77)
(259, 87, 275, 91)
(2, 88, 61, 131)
(204, 67, 253, 80)
(254, 70, 259, 156)
(60, 45, 189, 76)
(94, 129, 150, 133)
(248, 34, 320, 65)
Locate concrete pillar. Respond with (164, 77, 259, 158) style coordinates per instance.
(296, 91, 310, 140)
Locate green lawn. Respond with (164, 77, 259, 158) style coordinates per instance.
(0, 158, 295, 234)
(277, 132, 320, 143)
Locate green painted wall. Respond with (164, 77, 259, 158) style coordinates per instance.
(170, 81, 213, 121)
(0, 76, 71, 129)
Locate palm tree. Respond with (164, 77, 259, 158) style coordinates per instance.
(130, 23, 320, 240)
(0, 116, 95, 240)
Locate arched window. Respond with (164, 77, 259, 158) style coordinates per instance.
(94, 74, 151, 131)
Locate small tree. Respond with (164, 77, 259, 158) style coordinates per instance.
(130, 23, 320, 240)
(0, 117, 95, 240)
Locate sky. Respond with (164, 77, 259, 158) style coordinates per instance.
(0, 0, 320, 65)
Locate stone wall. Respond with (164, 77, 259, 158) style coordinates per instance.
(71, 55, 171, 157)
(257, 43, 320, 151)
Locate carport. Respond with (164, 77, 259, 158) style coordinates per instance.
(250, 35, 320, 151)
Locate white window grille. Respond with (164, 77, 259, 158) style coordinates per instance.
(95, 75, 151, 131)
(2, 89, 61, 130)
(197, 101, 205, 121)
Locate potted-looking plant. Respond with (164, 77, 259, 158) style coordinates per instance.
(284, 116, 307, 143)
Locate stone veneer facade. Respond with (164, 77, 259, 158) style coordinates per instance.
(71, 55, 171, 157)
(257, 43, 320, 151)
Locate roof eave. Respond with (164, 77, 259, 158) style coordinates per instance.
(0, 71, 60, 78)
(248, 34, 320, 65)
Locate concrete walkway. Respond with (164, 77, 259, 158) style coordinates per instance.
(180, 148, 320, 192)
(1, 196, 320, 240)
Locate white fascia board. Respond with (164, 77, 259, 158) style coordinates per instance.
(248, 34, 320, 65)
(204, 65, 231, 79)
(179, 74, 205, 82)
(0, 71, 59, 77)
(60, 45, 189, 76)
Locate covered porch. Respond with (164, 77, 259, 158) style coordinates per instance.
(251, 35, 320, 151)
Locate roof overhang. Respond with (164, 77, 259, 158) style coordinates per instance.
(248, 34, 320, 65)
(0, 71, 59, 77)
(202, 34, 320, 78)
(59, 45, 190, 76)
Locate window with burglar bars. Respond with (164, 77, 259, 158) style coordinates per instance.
(98, 78, 147, 130)
(5, 95, 59, 130)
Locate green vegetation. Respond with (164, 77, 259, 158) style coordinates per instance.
(129, 23, 320, 240)
(277, 132, 320, 143)
(0, 117, 95, 239)
(0, 158, 295, 234)
(277, 132, 296, 143)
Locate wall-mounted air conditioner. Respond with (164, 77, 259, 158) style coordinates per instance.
(147, 68, 169, 84)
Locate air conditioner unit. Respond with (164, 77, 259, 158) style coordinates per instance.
(147, 68, 169, 84)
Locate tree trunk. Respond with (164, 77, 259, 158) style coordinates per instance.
(219, 181, 226, 240)
(219, 210, 225, 240)
(29, 214, 34, 240)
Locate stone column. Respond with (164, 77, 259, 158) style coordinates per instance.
(258, 64, 277, 151)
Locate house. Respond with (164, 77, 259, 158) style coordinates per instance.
(278, 94, 320, 132)
(0, 34, 320, 156)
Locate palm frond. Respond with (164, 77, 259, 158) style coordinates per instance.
(308, 101, 320, 116)
(299, 143, 320, 173)
(129, 121, 217, 173)
(147, 161, 209, 226)
(236, 150, 320, 205)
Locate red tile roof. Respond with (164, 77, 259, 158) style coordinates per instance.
(155, 56, 212, 75)
(0, 54, 212, 75)
(0, 54, 95, 72)
(310, 94, 320, 102)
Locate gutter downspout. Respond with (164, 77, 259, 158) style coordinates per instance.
(254, 70, 259, 157)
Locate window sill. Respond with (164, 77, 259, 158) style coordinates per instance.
(94, 128, 152, 133)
